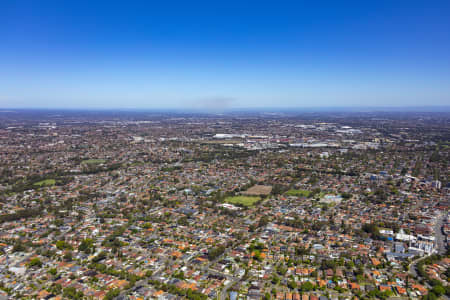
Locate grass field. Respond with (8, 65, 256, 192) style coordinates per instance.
(82, 159, 106, 164)
(33, 179, 56, 187)
(285, 189, 311, 197)
(225, 196, 261, 207)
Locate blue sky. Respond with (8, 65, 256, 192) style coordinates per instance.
(1, 0, 450, 109)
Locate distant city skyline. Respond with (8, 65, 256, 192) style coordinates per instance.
(1, 1, 450, 109)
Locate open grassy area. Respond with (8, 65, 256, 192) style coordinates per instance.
(82, 159, 106, 165)
(242, 185, 272, 196)
(225, 196, 261, 207)
(285, 189, 311, 197)
(33, 179, 56, 187)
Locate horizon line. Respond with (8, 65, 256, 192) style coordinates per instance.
(1, 105, 450, 113)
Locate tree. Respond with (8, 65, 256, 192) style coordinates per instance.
(27, 257, 42, 268)
(12, 241, 26, 252)
(412, 158, 422, 177)
(48, 283, 62, 295)
(258, 216, 270, 227)
(431, 285, 445, 296)
(321, 259, 337, 270)
(362, 223, 382, 240)
(63, 287, 84, 300)
(276, 264, 287, 275)
(48, 268, 57, 276)
(341, 192, 352, 200)
(423, 292, 438, 300)
(78, 238, 94, 254)
(207, 245, 225, 260)
(63, 251, 73, 261)
(271, 274, 280, 285)
(56, 240, 72, 250)
(104, 288, 120, 300)
(271, 184, 285, 195)
(92, 251, 107, 263)
(288, 280, 297, 290)
(296, 246, 309, 256)
(300, 281, 314, 292)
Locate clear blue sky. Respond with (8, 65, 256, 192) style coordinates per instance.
(1, 0, 450, 109)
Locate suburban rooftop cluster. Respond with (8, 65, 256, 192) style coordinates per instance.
(0, 110, 448, 300)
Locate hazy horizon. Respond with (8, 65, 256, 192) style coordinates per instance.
(1, 106, 450, 114)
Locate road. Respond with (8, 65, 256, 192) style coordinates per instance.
(198, 242, 243, 300)
(409, 213, 447, 280)
(433, 212, 449, 300)
(220, 275, 242, 300)
(434, 213, 447, 255)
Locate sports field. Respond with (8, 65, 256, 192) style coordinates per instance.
(225, 196, 261, 207)
(33, 179, 56, 186)
(285, 189, 311, 197)
(82, 159, 106, 164)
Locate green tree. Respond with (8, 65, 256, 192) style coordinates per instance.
(431, 285, 445, 296)
(63, 287, 84, 300)
(48, 268, 57, 276)
(27, 258, 42, 268)
(56, 240, 72, 250)
(104, 288, 120, 300)
(78, 238, 94, 254)
(300, 281, 314, 292)
(288, 280, 297, 290)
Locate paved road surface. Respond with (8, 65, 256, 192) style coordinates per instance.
(410, 213, 447, 276)
(434, 213, 447, 255)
